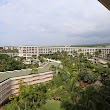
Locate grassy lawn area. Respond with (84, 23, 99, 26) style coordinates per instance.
(38, 62, 59, 73)
(43, 100, 64, 110)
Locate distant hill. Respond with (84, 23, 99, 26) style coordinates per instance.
(71, 43, 110, 47)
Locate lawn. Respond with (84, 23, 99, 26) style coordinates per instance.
(43, 100, 64, 110)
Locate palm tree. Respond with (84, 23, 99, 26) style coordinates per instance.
(107, 54, 110, 60)
(32, 54, 37, 59)
(94, 49, 101, 58)
(31, 68, 38, 74)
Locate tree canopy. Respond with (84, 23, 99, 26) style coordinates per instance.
(0, 54, 26, 72)
(4, 51, 110, 110)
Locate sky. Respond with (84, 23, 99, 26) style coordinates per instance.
(0, 0, 110, 46)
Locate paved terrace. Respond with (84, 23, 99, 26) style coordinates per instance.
(0, 62, 59, 83)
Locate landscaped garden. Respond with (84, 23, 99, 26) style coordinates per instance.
(43, 100, 64, 110)
(3, 51, 110, 110)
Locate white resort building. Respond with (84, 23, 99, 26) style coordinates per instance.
(18, 46, 110, 59)
(0, 45, 110, 105)
(1, 45, 110, 59)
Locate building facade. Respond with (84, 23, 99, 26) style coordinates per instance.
(18, 46, 110, 59)
(0, 71, 54, 104)
(3, 46, 18, 50)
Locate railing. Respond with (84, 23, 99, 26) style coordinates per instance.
(0, 71, 54, 104)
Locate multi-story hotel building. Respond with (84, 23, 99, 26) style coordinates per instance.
(18, 46, 110, 59)
(0, 68, 57, 105)
(0, 45, 110, 104)
(0, 62, 59, 104)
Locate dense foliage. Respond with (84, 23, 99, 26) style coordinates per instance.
(0, 49, 18, 53)
(4, 51, 110, 110)
(4, 84, 47, 110)
(0, 54, 26, 72)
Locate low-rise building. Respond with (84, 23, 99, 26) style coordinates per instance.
(0, 62, 59, 104)
(0, 71, 54, 104)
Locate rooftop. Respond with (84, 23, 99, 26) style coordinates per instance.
(0, 69, 31, 83)
(0, 62, 59, 83)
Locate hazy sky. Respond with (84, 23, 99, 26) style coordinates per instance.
(0, 0, 110, 46)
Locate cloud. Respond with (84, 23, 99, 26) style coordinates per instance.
(0, 0, 110, 46)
